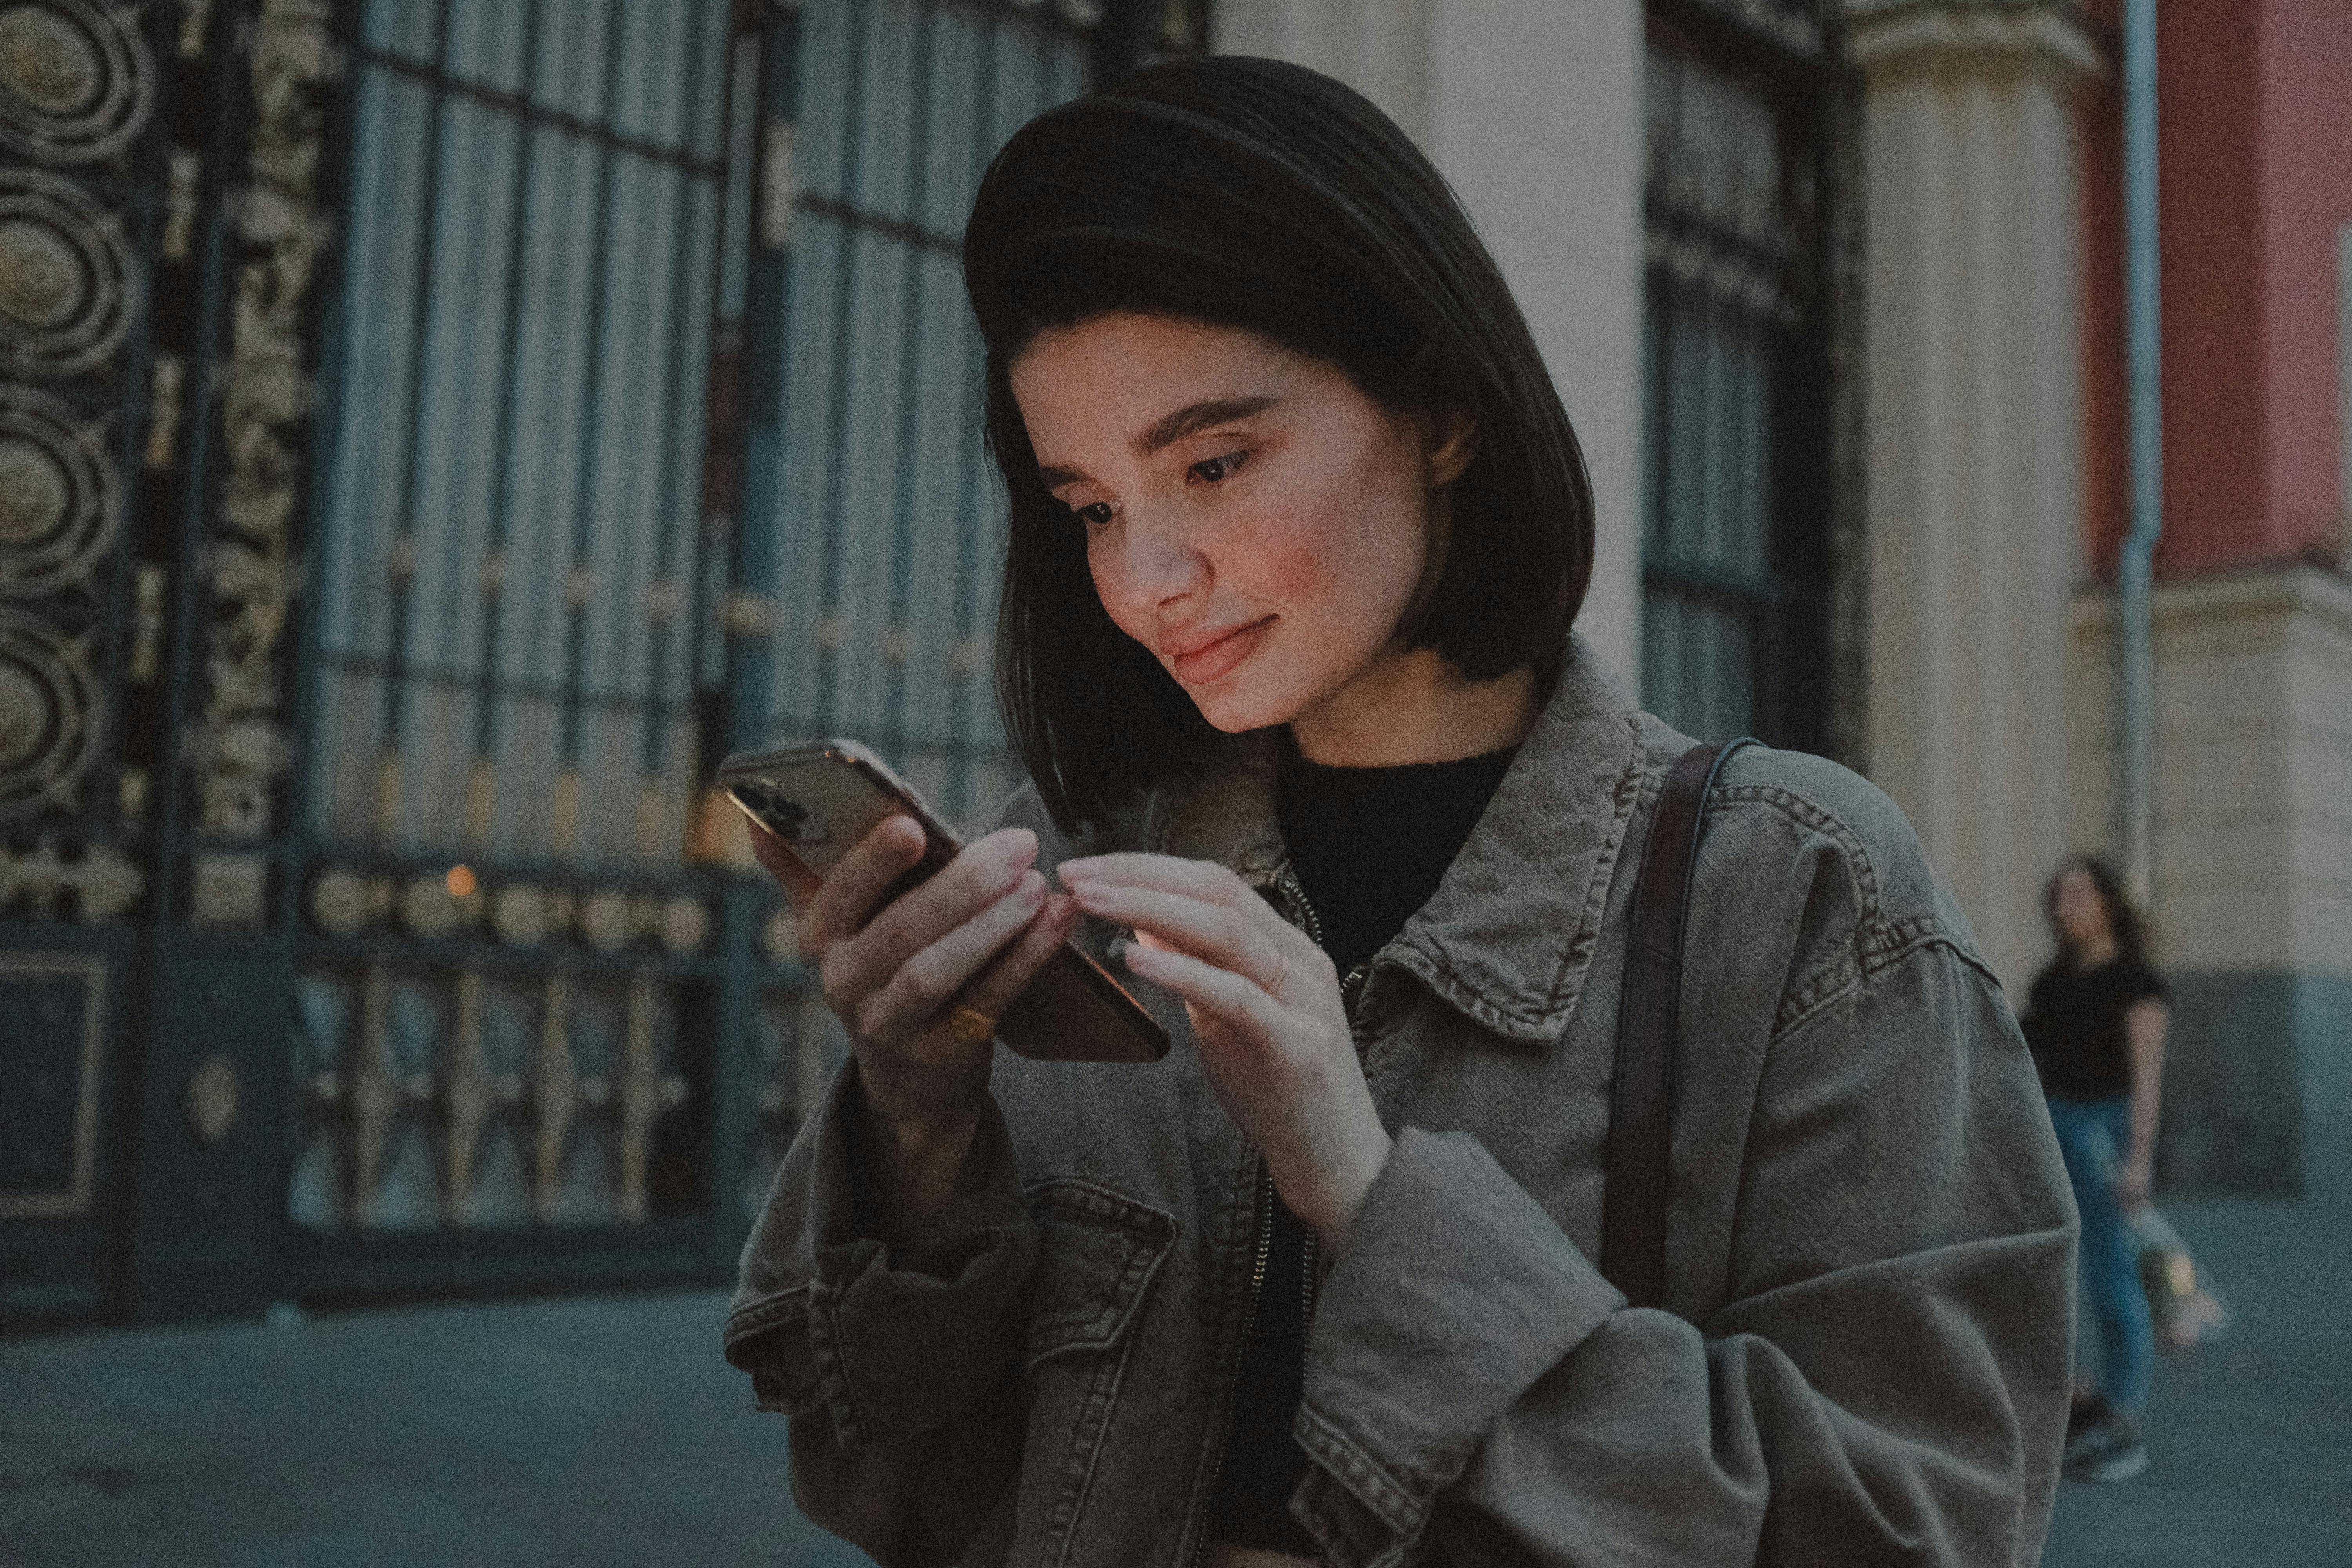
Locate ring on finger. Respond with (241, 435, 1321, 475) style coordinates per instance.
(942, 1002, 998, 1048)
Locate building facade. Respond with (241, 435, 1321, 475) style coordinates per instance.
(1223, 0, 2352, 1198)
(2, 0, 2345, 1326)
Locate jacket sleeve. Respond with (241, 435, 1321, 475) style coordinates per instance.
(1288, 928, 2078, 1567)
(723, 1059, 1038, 1568)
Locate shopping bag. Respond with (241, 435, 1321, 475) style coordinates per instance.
(2127, 1204, 2231, 1354)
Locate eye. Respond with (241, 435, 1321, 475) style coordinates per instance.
(1186, 450, 1249, 486)
(1071, 501, 1116, 528)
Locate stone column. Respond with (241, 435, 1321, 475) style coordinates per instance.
(1847, 0, 2100, 991)
(1212, 0, 1647, 689)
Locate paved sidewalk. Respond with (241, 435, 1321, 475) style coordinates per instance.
(2041, 1194, 2352, 1567)
(0, 1290, 872, 1568)
(3, 1196, 2344, 1566)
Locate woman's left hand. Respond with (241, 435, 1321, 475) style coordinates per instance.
(1056, 853, 1391, 1247)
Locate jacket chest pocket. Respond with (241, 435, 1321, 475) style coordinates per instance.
(1018, 1179, 1178, 1568)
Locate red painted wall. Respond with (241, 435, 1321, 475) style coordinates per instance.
(2259, 0, 2352, 559)
(2078, 0, 2351, 578)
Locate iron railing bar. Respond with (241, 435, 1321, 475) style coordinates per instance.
(712, 14, 800, 767)
(372, 0, 458, 836)
(808, 0, 875, 735)
(792, 191, 961, 257)
(150, 2, 257, 925)
(694, 17, 769, 752)
(949, 0, 1100, 44)
(283, 0, 377, 924)
(945, 20, 1005, 820)
(294, 930, 730, 978)
(639, 2, 724, 789)
(315, 650, 699, 718)
(354, 44, 726, 177)
(880, 4, 943, 746)
(465, 0, 547, 799)
(553, 0, 635, 820)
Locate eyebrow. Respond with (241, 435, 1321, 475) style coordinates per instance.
(1035, 395, 1281, 492)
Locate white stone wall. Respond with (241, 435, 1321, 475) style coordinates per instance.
(2067, 566, 2352, 982)
(1211, 0, 1646, 691)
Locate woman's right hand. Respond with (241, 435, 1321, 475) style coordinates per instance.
(749, 814, 1078, 1220)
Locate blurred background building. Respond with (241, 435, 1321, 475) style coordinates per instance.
(2, 0, 2345, 1328)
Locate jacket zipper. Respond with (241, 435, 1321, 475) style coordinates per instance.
(1187, 867, 1362, 1567)
(1191, 1158, 1275, 1568)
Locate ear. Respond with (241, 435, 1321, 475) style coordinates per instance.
(1425, 411, 1477, 488)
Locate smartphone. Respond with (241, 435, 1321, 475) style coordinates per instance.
(719, 740, 1171, 1064)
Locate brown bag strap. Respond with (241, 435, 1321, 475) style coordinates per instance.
(1601, 737, 1757, 1310)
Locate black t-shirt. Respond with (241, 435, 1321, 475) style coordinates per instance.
(2018, 956, 2169, 1100)
(1203, 736, 1517, 1554)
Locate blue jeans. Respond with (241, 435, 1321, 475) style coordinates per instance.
(2046, 1096, 2154, 1413)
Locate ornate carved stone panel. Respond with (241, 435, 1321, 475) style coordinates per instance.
(180, 0, 334, 929)
(0, 0, 157, 167)
(0, 0, 172, 926)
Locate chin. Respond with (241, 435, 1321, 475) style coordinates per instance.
(1176, 673, 1310, 736)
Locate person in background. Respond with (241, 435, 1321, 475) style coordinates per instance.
(2022, 853, 2169, 1483)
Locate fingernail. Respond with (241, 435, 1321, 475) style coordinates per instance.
(1016, 869, 1045, 900)
(1058, 856, 1098, 878)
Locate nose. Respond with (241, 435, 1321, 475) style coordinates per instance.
(1104, 498, 1210, 616)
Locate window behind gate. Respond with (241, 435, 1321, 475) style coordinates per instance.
(1641, 8, 1835, 751)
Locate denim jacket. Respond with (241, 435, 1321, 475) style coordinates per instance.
(724, 636, 2078, 1568)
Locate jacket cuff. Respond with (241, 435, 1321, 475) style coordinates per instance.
(724, 1061, 1037, 1448)
(1292, 1127, 1622, 1563)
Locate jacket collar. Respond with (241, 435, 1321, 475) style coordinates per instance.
(1149, 633, 1649, 1045)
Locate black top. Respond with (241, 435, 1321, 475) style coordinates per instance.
(1275, 735, 1522, 976)
(1203, 736, 1517, 1554)
(2018, 956, 2169, 1100)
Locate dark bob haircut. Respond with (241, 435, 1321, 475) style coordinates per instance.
(964, 55, 1594, 834)
(2040, 853, 2155, 976)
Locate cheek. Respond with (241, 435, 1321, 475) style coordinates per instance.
(1241, 485, 1425, 615)
(1247, 517, 1338, 605)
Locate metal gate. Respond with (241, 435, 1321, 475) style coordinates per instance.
(2, 0, 1202, 1328)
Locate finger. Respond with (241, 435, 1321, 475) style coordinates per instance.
(858, 871, 1047, 1047)
(1060, 879, 1294, 995)
(1121, 941, 1289, 1041)
(800, 815, 931, 948)
(1056, 852, 1254, 905)
(746, 819, 822, 907)
(851, 828, 1040, 984)
(953, 891, 1084, 1024)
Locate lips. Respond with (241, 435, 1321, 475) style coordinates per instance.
(1165, 616, 1275, 686)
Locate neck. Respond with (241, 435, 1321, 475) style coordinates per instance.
(1287, 647, 1537, 767)
(2075, 932, 2120, 969)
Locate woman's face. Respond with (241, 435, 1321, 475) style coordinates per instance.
(1009, 312, 1459, 737)
(2050, 867, 2111, 950)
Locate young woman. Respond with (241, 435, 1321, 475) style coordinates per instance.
(2021, 855, 2169, 1484)
(726, 58, 2074, 1568)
